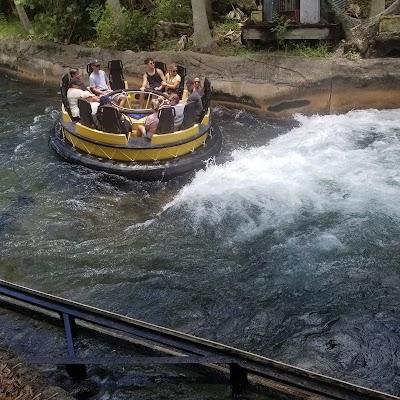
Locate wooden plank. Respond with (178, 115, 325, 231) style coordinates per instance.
(241, 28, 273, 41)
(283, 27, 329, 39)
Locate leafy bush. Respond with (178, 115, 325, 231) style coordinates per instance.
(19, 0, 103, 43)
(271, 13, 289, 47)
(0, 16, 29, 38)
(96, 5, 155, 50)
(151, 0, 192, 23)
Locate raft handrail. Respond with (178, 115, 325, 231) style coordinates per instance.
(109, 88, 168, 115)
(0, 279, 398, 400)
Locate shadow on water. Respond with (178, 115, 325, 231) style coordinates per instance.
(0, 194, 35, 235)
(1, 74, 400, 397)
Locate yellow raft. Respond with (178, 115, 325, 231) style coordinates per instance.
(50, 88, 222, 181)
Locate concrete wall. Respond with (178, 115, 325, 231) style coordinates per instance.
(1, 39, 400, 118)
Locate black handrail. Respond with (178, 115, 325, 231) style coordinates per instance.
(0, 279, 397, 400)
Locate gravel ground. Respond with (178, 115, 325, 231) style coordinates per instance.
(0, 348, 74, 400)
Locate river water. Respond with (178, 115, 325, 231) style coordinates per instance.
(0, 74, 400, 396)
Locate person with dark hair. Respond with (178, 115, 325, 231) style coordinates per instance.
(140, 58, 165, 91)
(88, 60, 111, 95)
(162, 63, 181, 94)
(193, 77, 204, 97)
(69, 69, 89, 92)
(169, 93, 185, 130)
(88, 60, 127, 107)
(137, 99, 160, 139)
(186, 78, 203, 121)
(67, 78, 100, 119)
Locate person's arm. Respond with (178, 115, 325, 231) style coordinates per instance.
(157, 69, 166, 86)
(140, 73, 148, 91)
(103, 71, 111, 91)
(181, 88, 188, 102)
(169, 75, 181, 89)
(89, 87, 102, 96)
(81, 90, 100, 102)
(161, 73, 169, 87)
(87, 95, 100, 102)
(88, 76, 99, 95)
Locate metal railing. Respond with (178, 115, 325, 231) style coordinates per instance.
(0, 279, 398, 399)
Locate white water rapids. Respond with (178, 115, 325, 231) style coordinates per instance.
(167, 109, 400, 247)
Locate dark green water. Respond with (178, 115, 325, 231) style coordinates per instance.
(1, 74, 400, 397)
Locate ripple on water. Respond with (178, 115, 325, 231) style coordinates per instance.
(0, 78, 400, 395)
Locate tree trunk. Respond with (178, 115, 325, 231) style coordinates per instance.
(13, 0, 32, 32)
(191, 0, 218, 52)
(205, 0, 212, 26)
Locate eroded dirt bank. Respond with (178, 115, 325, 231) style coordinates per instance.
(1, 38, 400, 117)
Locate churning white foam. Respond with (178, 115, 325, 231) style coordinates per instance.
(166, 109, 400, 241)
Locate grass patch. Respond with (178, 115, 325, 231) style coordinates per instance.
(273, 41, 332, 58)
(154, 37, 182, 51)
(0, 16, 29, 38)
(290, 41, 331, 58)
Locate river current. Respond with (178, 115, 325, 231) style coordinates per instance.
(0, 74, 400, 396)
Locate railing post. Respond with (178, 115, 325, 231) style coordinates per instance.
(61, 312, 88, 381)
(229, 363, 248, 395)
(61, 312, 76, 357)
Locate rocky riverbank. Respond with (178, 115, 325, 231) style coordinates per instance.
(1, 38, 400, 118)
(0, 348, 73, 400)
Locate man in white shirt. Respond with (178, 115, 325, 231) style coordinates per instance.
(67, 78, 100, 118)
(88, 60, 127, 107)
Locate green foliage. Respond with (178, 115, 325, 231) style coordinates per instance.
(19, 0, 104, 43)
(95, 5, 155, 50)
(88, 4, 104, 26)
(271, 13, 289, 47)
(214, 21, 241, 36)
(150, 0, 192, 23)
(155, 37, 181, 51)
(0, 16, 29, 38)
(290, 41, 331, 58)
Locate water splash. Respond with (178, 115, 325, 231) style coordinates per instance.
(167, 109, 400, 243)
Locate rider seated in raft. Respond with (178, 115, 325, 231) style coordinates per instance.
(168, 93, 185, 131)
(67, 78, 100, 120)
(88, 59, 127, 107)
(140, 57, 166, 92)
(162, 63, 181, 94)
(137, 99, 160, 139)
(185, 78, 203, 121)
(69, 69, 90, 92)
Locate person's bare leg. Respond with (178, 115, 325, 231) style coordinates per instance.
(118, 95, 127, 108)
(137, 125, 146, 137)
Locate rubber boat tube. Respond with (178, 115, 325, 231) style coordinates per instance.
(49, 121, 222, 181)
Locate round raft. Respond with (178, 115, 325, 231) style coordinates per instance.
(50, 87, 222, 181)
